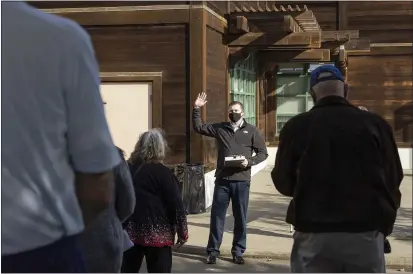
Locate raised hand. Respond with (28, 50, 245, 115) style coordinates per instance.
(194, 92, 208, 108)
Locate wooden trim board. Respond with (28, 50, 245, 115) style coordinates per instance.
(189, 6, 207, 164)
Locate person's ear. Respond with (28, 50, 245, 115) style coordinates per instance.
(309, 89, 317, 102)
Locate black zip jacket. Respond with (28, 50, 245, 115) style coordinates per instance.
(271, 96, 403, 236)
(193, 108, 268, 181)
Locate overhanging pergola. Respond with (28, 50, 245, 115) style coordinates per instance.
(225, 3, 366, 63)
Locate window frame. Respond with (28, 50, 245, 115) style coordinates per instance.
(274, 62, 334, 136)
(230, 54, 258, 125)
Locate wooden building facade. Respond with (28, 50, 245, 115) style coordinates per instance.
(31, 1, 413, 172)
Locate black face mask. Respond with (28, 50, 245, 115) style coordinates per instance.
(229, 112, 242, 123)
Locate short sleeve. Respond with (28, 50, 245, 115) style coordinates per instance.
(61, 24, 120, 173)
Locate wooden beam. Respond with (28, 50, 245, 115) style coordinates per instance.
(228, 10, 320, 32)
(322, 30, 359, 42)
(205, 7, 227, 34)
(189, 6, 207, 164)
(258, 49, 331, 62)
(345, 39, 371, 53)
(283, 15, 303, 33)
(228, 16, 250, 34)
(348, 43, 413, 56)
(227, 11, 295, 20)
(226, 32, 321, 48)
(337, 2, 348, 30)
(293, 10, 321, 32)
(372, 43, 413, 47)
(40, 6, 190, 25)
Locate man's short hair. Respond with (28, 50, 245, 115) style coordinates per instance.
(228, 101, 244, 111)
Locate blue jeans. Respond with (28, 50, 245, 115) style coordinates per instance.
(2, 235, 86, 273)
(207, 179, 250, 257)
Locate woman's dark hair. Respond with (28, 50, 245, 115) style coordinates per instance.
(116, 146, 125, 158)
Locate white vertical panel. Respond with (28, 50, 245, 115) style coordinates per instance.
(100, 82, 152, 158)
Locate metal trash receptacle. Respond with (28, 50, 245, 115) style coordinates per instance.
(172, 163, 206, 215)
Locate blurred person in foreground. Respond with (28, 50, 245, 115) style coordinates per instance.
(2, 2, 120, 272)
(192, 92, 268, 265)
(271, 65, 403, 273)
(121, 129, 188, 273)
(79, 147, 135, 272)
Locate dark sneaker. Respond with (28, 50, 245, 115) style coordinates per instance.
(206, 254, 217, 264)
(233, 255, 245, 265)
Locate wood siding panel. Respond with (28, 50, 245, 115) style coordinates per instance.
(86, 25, 188, 164)
(205, 27, 228, 170)
(30, 1, 189, 9)
(348, 1, 413, 42)
(348, 55, 413, 145)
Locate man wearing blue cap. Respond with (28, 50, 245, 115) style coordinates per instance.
(271, 65, 403, 272)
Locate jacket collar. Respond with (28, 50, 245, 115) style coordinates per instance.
(225, 119, 248, 130)
(312, 96, 352, 109)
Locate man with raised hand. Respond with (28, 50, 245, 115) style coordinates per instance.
(193, 92, 268, 265)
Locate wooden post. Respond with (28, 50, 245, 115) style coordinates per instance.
(337, 2, 348, 31)
(338, 45, 348, 83)
(338, 2, 349, 83)
(189, 4, 207, 164)
(226, 47, 231, 122)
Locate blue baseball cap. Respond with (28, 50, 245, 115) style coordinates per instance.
(310, 65, 345, 89)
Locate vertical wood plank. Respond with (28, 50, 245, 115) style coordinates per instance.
(189, 4, 207, 164)
(226, 46, 231, 122)
(338, 2, 348, 83)
(265, 70, 276, 142)
(256, 70, 261, 128)
(338, 1, 348, 30)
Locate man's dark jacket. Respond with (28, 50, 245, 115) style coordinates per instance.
(193, 108, 268, 181)
(271, 96, 403, 236)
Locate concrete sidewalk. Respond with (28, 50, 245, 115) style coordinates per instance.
(180, 170, 412, 268)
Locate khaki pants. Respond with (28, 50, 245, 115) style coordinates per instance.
(291, 231, 386, 273)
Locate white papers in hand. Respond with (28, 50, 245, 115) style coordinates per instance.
(224, 155, 245, 167)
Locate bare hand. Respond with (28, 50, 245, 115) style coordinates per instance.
(194, 92, 207, 108)
(173, 238, 187, 251)
(240, 159, 248, 168)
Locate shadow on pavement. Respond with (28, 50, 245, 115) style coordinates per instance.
(186, 189, 293, 238)
(392, 207, 413, 241)
(187, 220, 291, 239)
(171, 252, 291, 273)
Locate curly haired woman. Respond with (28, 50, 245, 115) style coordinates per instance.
(121, 129, 188, 273)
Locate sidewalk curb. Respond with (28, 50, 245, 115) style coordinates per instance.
(176, 244, 413, 269)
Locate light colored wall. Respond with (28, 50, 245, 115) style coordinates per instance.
(101, 82, 152, 158)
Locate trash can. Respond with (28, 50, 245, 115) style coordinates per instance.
(172, 163, 206, 215)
